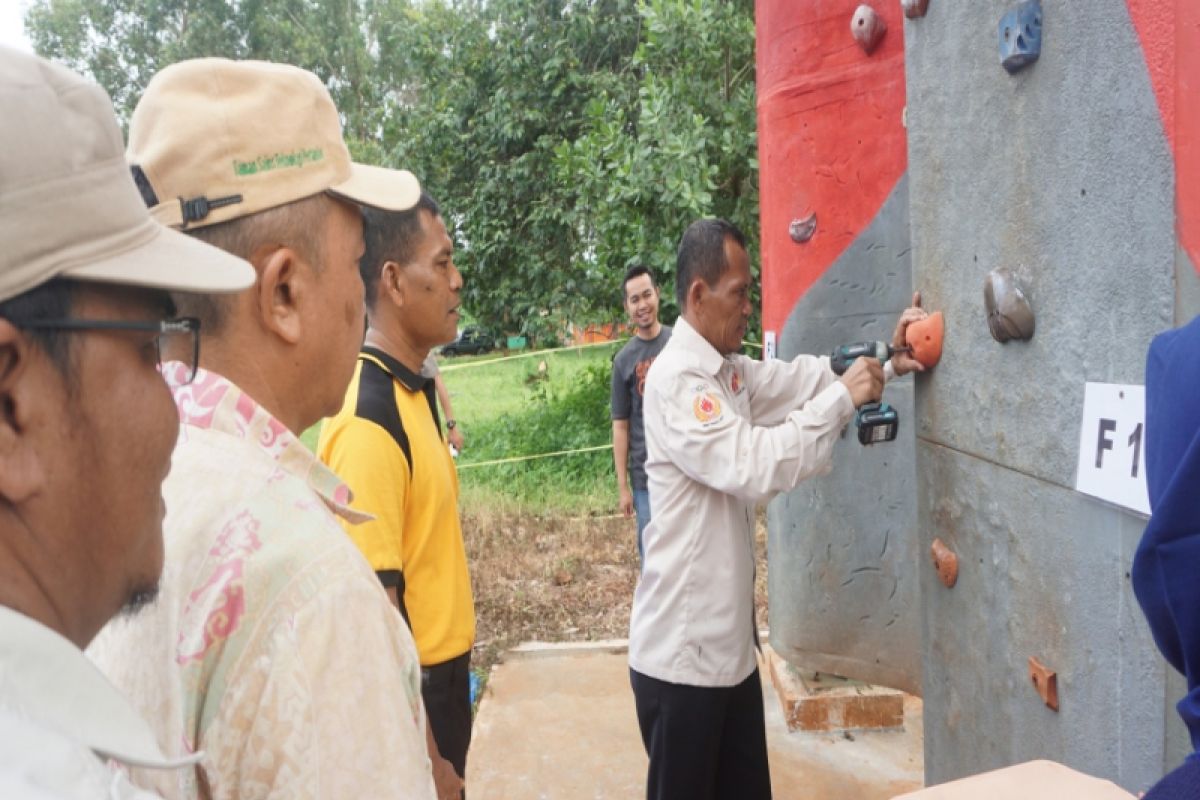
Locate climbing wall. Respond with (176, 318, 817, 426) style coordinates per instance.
(758, 0, 922, 695)
(759, 0, 1200, 790)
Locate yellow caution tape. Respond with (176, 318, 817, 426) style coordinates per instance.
(437, 339, 624, 372)
(457, 443, 613, 470)
(438, 335, 762, 373)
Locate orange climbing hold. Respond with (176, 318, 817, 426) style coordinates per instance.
(906, 310, 944, 368)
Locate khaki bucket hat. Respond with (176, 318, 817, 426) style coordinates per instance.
(127, 58, 421, 230)
(0, 46, 254, 304)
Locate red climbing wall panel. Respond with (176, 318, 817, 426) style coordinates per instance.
(755, 0, 909, 334)
(1112, 0, 1200, 270)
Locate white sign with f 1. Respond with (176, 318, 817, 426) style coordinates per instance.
(1074, 382, 1150, 516)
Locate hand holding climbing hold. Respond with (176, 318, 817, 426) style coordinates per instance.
(905, 310, 944, 369)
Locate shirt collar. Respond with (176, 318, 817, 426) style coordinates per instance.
(673, 316, 727, 376)
(360, 346, 430, 392)
(0, 606, 201, 770)
(162, 362, 368, 523)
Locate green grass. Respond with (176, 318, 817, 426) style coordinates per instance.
(437, 344, 615, 422)
(440, 342, 623, 516)
(302, 341, 627, 516)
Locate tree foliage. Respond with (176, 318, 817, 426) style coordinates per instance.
(26, 0, 759, 339)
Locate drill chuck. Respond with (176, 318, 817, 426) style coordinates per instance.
(830, 340, 903, 375)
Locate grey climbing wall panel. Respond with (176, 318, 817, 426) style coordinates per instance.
(904, 0, 1177, 789)
(769, 176, 921, 695)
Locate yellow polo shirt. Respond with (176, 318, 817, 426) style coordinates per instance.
(318, 347, 475, 666)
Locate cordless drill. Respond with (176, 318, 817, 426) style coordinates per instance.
(829, 341, 907, 445)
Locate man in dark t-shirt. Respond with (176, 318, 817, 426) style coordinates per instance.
(611, 264, 672, 562)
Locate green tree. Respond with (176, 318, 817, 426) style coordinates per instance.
(25, 1, 381, 131)
(553, 0, 759, 327)
(25, 0, 759, 340)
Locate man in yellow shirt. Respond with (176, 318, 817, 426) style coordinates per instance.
(320, 192, 475, 795)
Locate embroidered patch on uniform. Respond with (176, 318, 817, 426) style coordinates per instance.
(693, 392, 723, 423)
(730, 371, 742, 394)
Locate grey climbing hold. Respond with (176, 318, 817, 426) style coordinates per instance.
(901, 0, 929, 20)
(984, 267, 1035, 342)
(851, 5, 887, 54)
(789, 213, 818, 243)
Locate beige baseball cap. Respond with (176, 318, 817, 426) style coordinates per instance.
(0, 47, 254, 304)
(128, 58, 421, 230)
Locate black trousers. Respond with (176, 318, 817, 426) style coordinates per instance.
(630, 667, 772, 800)
(422, 650, 473, 781)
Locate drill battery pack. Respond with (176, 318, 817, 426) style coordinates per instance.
(856, 402, 899, 445)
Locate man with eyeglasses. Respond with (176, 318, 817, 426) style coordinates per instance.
(86, 59, 442, 799)
(0, 47, 254, 797)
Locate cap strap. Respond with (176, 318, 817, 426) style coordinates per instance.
(179, 194, 244, 229)
(149, 193, 244, 230)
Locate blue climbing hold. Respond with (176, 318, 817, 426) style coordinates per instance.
(999, 0, 1042, 74)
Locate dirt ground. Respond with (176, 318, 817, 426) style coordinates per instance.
(463, 508, 771, 674)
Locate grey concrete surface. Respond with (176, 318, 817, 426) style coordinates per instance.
(466, 645, 923, 799)
(769, 177, 922, 697)
(903, 0, 1180, 788)
(1178, 248, 1200, 327)
(916, 443, 1162, 790)
(905, 0, 1174, 483)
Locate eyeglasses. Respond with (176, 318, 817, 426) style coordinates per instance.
(16, 317, 202, 384)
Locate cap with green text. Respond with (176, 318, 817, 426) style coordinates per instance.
(127, 58, 421, 230)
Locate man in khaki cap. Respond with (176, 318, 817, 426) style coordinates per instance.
(0, 46, 254, 798)
(87, 58, 445, 799)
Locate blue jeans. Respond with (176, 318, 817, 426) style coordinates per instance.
(633, 487, 651, 564)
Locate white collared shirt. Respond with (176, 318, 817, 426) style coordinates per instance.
(629, 317, 862, 687)
(0, 606, 195, 799)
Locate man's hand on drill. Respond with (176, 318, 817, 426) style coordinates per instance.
(891, 290, 929, 376)
(839, 356, 885, 407)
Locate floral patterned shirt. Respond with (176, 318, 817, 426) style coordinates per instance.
(87, 364, 435, 800)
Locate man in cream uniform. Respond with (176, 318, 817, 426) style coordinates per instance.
(0, 47, 253, 798)
(87, 59, 441, 799)
(629, 218, 928, 800)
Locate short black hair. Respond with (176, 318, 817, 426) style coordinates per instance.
(675, 218, 747, 309)
(622, 264, 656, 300)
(0, 278, 77, 375)
(361, 192, 442, 311)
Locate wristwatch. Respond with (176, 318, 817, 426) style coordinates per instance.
(446, 419, 457, 430)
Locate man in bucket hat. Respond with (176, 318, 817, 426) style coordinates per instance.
(0, 46, 254, 798)
(88, 58, 444, 799)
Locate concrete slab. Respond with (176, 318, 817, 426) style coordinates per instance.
(468, 647, 647, 799)
(467, 646, 923, 799)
